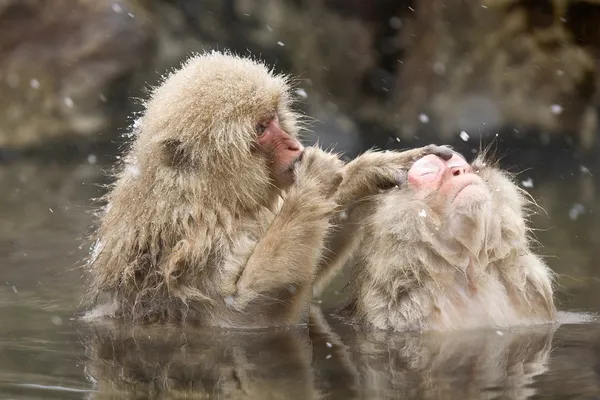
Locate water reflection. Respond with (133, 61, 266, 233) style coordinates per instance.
(330, 323, 555, 400)
(0, 156, 599, 398)
(78, 308, 572, 400)
(84, 319, 316, 399)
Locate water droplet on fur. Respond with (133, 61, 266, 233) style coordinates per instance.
(224, 296, 236, 308)
(419, 209, 427, 217)
(419, 113, 430, 124)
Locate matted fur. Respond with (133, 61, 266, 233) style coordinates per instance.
(340, 153, 557, 332)
(84, 51, 344, 326)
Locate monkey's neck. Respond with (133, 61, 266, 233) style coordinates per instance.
(431, 208, 512, 276)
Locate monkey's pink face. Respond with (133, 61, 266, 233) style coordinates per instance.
(256, 115, 304, 188)
(408, 154, 490, 208)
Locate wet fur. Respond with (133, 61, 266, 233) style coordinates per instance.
(84, 51, 343, 327)
(339, 152, 557, 331)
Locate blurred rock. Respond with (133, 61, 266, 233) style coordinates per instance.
(2, 0, 600, 153)
(0, 0, 154, 149)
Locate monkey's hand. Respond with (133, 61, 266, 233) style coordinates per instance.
(336, 144, 452, 206)
(293, 146, 345, 200)
(232, 147, 343, 323)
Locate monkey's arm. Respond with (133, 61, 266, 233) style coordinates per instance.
(515, 253, 557, 320)
(313, 145, 453, 295)
(335, 145, 452, 206)
(233, 148, 342, 324)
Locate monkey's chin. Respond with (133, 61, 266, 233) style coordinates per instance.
(452, 184, 491, 210)
(274, 171, 295, 190)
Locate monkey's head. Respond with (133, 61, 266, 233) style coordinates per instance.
(132, 51, 304, 208)
(374, 151, 530, 263)
(407, 153, 492, 214)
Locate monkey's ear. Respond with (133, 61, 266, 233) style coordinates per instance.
(160, 138, 189, 167)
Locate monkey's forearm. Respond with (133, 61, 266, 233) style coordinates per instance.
(312, 150, 429, 295)
(234, 188, 336, 320)
(312, 205, 372, 296)
(336, 147, 445, 207)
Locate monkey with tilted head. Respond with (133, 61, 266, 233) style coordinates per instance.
(337, 149, 557, 332)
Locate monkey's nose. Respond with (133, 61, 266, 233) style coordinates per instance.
(450, 166, 468, 176)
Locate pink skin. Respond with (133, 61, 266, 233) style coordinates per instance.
(256, 115, 304, 188)
(408, 154, 489, 206)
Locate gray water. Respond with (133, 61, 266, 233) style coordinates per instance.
(0, 156, 599, 399)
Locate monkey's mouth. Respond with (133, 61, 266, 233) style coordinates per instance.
(288, 151, 305, 172)
(452, 181, 489, 206)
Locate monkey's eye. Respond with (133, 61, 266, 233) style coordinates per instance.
(418, 163, 439, 176)
(255, 123, 268, 137)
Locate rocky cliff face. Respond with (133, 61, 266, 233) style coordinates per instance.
(1, 0, 599, 154)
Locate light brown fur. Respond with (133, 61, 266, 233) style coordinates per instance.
(339, 152, 557, 332)
(313, 146, 454, 296)
(84, 50, 451, 327)
(85, 51, 345, 327)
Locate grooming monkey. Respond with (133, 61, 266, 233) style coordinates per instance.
(338, 150, 557, 332)
(84, 50, 451, 327)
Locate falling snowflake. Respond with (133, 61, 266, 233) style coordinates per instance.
(521, 177, 534, 188)
(550, 104, 563, 115)
(295, 88, 307, 98)
(568, 203, 586, 221)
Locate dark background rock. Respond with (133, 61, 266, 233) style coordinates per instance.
(0, 0, 155, 149)
(1, 0, 600, 158)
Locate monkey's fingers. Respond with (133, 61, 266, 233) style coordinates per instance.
(395, 170, 408, 187)
(422, 144, 454, 161)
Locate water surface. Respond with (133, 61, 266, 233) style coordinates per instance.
(0, 155, 599, 399)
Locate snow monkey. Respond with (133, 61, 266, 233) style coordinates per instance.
(339, 150, 557, 332)
(83, 50, 452, 327)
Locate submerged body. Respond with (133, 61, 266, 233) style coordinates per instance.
(340, 152, 556, 331)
